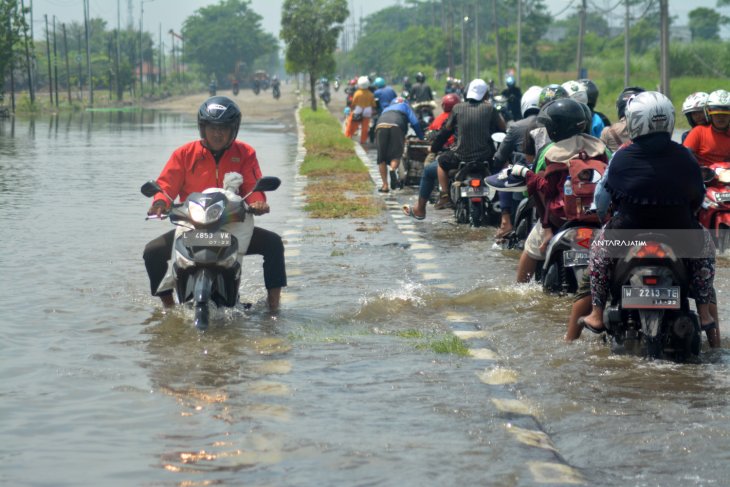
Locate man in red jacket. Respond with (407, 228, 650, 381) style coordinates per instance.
(143, 96, 286, 311)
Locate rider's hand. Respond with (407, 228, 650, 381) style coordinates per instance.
(148, 200, 168, 218)
(248, 201, 270, 215)
(539, 226, 554, 254)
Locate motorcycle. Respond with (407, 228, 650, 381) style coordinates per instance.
(253, 80, 261, 95)
(491, 94, 513, 124)
(541, 224, 600, 294)
(602, 233, 701, 361)
(232, 81, 239, 96)
(272, 83, 281, 99)
(449, 160, 501, 227)
(209, 82, 217, 97)
(333, 78, 340, 92)
(698, 162, 730, 252)
(141, 176, 281, 330)
(318, 84, 331, 106)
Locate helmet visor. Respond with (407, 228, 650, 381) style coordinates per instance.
(707, 106, 730, 116)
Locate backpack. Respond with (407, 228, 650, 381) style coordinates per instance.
(544, 150, 607, 223)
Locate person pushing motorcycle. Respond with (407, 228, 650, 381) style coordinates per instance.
(143, 96, 286, 312)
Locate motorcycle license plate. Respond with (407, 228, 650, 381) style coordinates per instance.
(716, 192, 730, 203)
(182, 231, 231, 247)
(563, 250, 589, 267)
(460, 186, 485, 197)
(621, 286, 680, 309)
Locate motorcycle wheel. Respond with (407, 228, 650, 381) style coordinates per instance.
(542, 262, 563, 294)
(454, 199, 469, 224)
(469, 200, 484, 227)
(645, 336, 663, 360)
(194, 301, 210, 331)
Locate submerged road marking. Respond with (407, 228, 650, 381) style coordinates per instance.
(506, 425, 557, 452)
(468, 348, 499, 360)
(527, 461, 586, 485)
(478, 367, 519, 385)
(452, 330, 488, 340)
(491, 398, 533, 416)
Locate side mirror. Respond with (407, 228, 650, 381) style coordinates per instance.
(141, 180, 163, 198)
(491, 132, 506, 145)
(252, 176, 281, 193)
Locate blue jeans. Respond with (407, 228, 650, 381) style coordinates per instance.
(419, 160, 439, 200)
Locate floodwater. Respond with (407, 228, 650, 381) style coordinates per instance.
(2, 110, 730, 486)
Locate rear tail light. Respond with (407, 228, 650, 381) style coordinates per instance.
(470, 179, 481, 188)
(643, 276, 659, 285)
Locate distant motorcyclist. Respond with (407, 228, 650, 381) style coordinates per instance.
(408, 72, 433, 103)
(599, 86, 646, 152)
(373, 77, 397, 112)
(680, 92, 710, 143)
(271, 75, 281, 99)
(684, 89, 730, 166)
(501, 74, 523, 121)
(402, 79, 506, 220)
(345, 76, 377, 145)
(444, 77, 458, 95)
(142, 96, 286, 312)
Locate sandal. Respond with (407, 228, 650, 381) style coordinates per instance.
(402, 204, 425, 220)
(378, 187, 390, 193)
(578, 316, 606, 334)
(389, 170, 399, 190)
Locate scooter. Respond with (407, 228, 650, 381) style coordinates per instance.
(698, 162, 730, 252)
(141, 176, 281, 330)
(541, 223, 600, 294)
(449, 161, 500, 227)
(412, 100, 437, 133)
(602, 233, 701, 361)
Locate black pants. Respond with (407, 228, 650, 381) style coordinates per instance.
(143, 226, 287, 296)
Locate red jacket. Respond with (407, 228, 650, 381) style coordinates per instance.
(153, 140, 266, 207)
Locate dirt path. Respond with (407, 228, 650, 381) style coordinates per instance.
(145, 82, 301, 125)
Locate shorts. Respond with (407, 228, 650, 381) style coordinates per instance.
(524, 223, 547, 261)
(436, 151, 462, 171)
(375, 125, 405, 164)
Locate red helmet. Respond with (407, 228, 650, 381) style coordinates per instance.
(348, 78, 357, 86)
(441, 94, 460, 113)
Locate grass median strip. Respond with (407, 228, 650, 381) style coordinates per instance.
(299, 108, 383, 218)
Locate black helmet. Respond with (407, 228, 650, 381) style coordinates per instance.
(537, 98, 588, 142)
(578, 101, 593, 134)
(415, 72, 426, 83)
(615, 86, 645, 119)
(578, 78, 599, 108)
(197, 96, 241, 148)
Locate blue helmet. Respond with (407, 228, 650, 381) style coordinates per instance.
(506, 75, 515, 87)
(373, 77, 385, 89)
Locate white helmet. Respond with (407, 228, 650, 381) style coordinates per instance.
(625, 91, 675, 140)
(705, 89, 730, 117)
(682, 92, 709, 114)
(561, 80, 589, 104)
(520, 85, 542, 117)
(357, 76, 370, 89)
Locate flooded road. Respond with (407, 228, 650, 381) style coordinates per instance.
(2, 108, 730, 486)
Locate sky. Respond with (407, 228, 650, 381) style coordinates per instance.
(27, 0, 725, 41)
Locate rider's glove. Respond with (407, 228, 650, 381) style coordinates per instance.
(510, 164, 530, 178)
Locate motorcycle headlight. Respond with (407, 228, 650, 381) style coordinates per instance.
(189, 201, 225, 224)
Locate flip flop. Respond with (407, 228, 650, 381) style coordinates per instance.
(389, 170, 399, 190)
(378, 187, 390, 193)
(402, 204, 425, 220)
(578, 316, 606, 334)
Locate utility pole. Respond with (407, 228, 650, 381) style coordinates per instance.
(474, 0, 479, 78)
(44, 15, 52, 104)
(460, 3, 466, 81)
(158, 23, 162, 85)
(516, 0, 522, 87)
(447, 0, 454, 76)
(140, 0, 157, 96)
(624, 0, 630, 86)
(62, 23, 72, 104)
(84, 0, 93, 105)
(116, 0, 122, 100)
(492, 0, 501, 88)
(21, 0, 35, 104)
(52, 16, 59, 108)
(8, 13, 15, 112)
(659, 0, 670, 97)
(576, 0, 586, 79)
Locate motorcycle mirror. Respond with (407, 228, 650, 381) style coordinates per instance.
(141, 180, 162, 197)
(701, 166, 717, 183)
(252, 176, 281, 192)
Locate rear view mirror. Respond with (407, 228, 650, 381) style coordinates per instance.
(141, 180, 163, 198)
(252, 176, 281, 193)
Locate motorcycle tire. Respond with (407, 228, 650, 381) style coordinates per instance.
(645, 336, 663, 360)
(454, 199, 469, 224)
(194, 301, 210, 331)
(254, 86, 260, 95)
(542, 262, 563, 294)
(469, 201, 484, 227)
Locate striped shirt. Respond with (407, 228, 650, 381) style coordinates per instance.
(437, 100, 504, 162)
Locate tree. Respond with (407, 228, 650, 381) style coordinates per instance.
(0, 0, 29, 104)
(183, 0, 277, 87)
(280, 0, 348, 110)
(688, 7, 728, 41)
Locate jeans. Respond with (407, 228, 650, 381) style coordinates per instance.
(418, 160, 439, 200)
